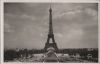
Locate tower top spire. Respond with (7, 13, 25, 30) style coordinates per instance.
(49, 6, 52, 12)
(49, 0, 52, 11)
(49, 2, 53, 34)
(49, 1, 52, 12)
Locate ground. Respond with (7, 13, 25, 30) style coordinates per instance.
(6, 54, 98, 63)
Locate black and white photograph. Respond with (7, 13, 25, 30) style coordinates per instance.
(4, 2, 98, 63)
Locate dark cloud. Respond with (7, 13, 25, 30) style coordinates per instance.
(4, 3, 98, 49)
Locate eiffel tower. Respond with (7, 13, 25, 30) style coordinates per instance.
(44, 6, 58, 51)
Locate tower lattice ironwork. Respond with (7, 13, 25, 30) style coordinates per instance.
(44, 6, 58, 51)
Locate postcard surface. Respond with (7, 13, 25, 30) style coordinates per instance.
(0, 0, 100, 64)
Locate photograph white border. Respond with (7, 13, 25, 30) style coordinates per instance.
(3, 0, 100, 3)
(0, 0, 100, 64)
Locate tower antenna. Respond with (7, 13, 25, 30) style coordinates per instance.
(50, 0, 52, 9)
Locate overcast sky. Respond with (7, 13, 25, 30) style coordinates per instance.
(4, 3, 98, 49)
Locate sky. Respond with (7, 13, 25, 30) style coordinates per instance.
(4, 3, 98, 49)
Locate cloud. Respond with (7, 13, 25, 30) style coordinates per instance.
(4, 22, 14, 33)
(85, 8, 98, 17)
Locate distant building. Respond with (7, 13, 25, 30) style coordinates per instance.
(87, 54, 92, 59)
